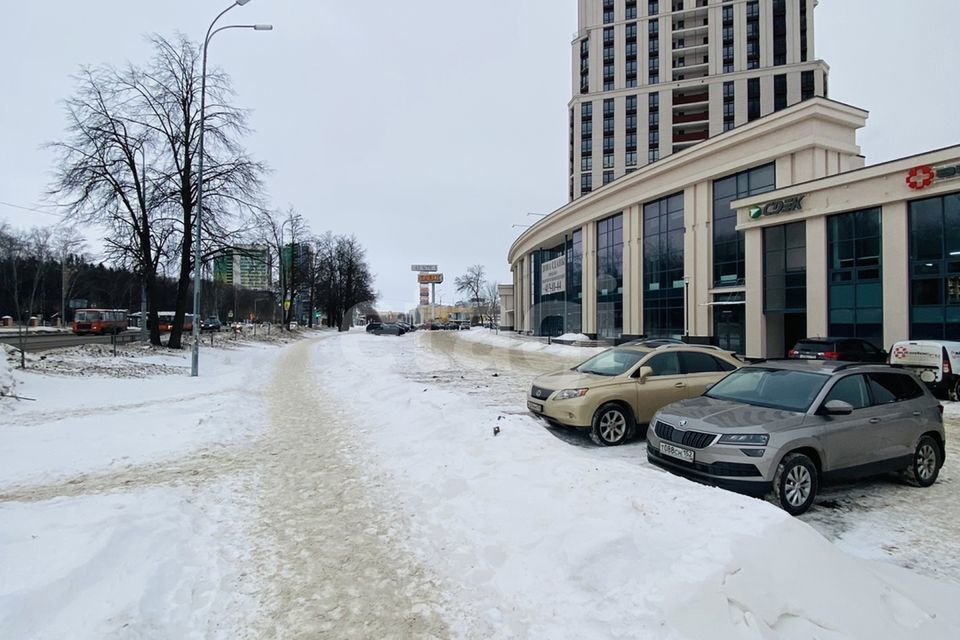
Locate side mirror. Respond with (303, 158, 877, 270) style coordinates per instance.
(637, 366, 653, 383)
(822, 399, 854, 416)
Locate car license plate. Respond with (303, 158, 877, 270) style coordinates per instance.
(527, 400, 543, 413)
(798, 354, 816, 359)
(660, 442, 694, 463)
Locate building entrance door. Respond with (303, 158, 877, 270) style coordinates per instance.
(713, 298, 745, 355)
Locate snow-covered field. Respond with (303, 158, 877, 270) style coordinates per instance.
(2, 328, 959, 638)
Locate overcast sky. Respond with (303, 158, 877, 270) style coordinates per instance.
(2, 1, 959, 311)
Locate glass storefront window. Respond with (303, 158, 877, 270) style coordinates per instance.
(764, 221, 806, 313)
(712, 163, 775, 287)
(531, 232, 584, 337)
(643, 192, 684, 338)
(827, 208, 882, 343)
(910, 192, 960, 340)
(597, 214, 624, 339)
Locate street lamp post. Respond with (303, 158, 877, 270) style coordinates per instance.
(191, 0, 272, 376)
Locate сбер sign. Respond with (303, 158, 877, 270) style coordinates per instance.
(748, 195, 805, 219)
(541, 255, 566, 295)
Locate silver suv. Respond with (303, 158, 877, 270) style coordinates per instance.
(647, 361, 945, 515)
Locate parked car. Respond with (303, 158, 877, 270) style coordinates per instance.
(374, 322, 406, 336)
(647, 360, 945, 515)
(200, 316, 222, 332)
(788, 337, 887, 362)
(365, 322, 382, 333)
(889, 339, 960, 400)
(527, 344, 742, 446)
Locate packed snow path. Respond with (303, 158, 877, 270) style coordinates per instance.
(249, 336, 451, 638)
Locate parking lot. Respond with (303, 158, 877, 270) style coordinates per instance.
(410, 330, 960, 583)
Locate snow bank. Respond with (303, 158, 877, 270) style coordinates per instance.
(316, 333, 960, 639)
(0, 483, 256, 639)
(0, 346, 13, 398)
(0, 344, 279, 489)
(555, 332, 593, 341)
(451, 327, 607, 357)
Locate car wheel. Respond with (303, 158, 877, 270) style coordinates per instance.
(590, 403, 633, 446)
(903, 435, 942, 487)
(949, 378, 960, 402)
(772, 453, 818, 515)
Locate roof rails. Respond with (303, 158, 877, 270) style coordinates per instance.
(832, 361, 898, 372)
(653, 343, 727, 352)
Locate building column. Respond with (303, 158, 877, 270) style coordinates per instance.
(686, 182, 712, 336)
(623, 205, 642, 335)
(583, 222, 598, 336)
(805, 216, 828, 338)
(745, 227, 766, 358)
(522, 254, 532, 333)
(882, 202, 910, 346)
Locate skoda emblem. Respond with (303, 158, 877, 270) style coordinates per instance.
(679, 420, 687, 427)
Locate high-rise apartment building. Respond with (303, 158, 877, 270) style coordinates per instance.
(213, 245, 272, 290)
(569, 0, 828, 200)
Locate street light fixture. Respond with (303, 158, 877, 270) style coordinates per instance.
(191, 0, 272, 377)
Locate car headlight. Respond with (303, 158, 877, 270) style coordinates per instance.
(718, 433, 769, 446)
(554, 388, 588, 400)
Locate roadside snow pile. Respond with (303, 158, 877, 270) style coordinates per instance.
(19, 343, 186, 378)
(453, 327, 607, 357)
(315, 333, 960, 639)
(555, 332, 593, 341)
(0, 483, 257, 639)
(0, 345, 14, 397)
(0, 343, 278, 489)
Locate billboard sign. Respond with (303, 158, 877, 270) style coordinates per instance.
(419, 285, 430, 305)
(418, 273, 444, 284)
(541, 256, 566, 295)
(411, 264, 438, 272)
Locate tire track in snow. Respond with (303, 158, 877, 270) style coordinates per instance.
(247, 337, 452, 639)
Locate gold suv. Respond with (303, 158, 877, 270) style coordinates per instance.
(527, 342, 742, 446)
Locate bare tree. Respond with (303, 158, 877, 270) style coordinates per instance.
(483, 281, 500, 325)
(455, 264, 487, 325)
(47, 65, 169, 345)
(314, 233, 376, 331)
(120, 34, 267, 348)
(253, 207, 307, 330)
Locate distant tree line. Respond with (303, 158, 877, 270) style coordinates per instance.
(0, 219, 376, 333)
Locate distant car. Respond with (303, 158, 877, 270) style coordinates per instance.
(366, 322, 382, 333)
(527, 344, 742, 446)
(647, 360, 945, 515)
(788, 337, 887, 362)
(200, 317, 222, 332)
(374, 322, 405, 336)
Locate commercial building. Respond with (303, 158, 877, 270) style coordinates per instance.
(506, 94, 960, 358)
(503, 1, 958, 358)
(213, 245, 271, 290)
(570, 0, 826, 200)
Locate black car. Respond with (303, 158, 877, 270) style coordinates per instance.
(366, 322, 382, 333)
(788, 337, 887, 362)
(200, 317, 222, 332)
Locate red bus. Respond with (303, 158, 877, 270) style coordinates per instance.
(72, 309, 128, 335)
(155, 312, 194, 333)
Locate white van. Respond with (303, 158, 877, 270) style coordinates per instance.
(889, 340, 960, 400)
